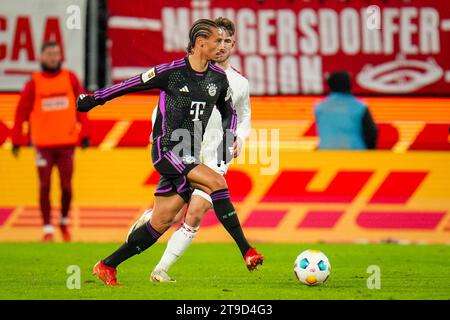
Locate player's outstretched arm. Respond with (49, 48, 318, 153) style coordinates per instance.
(77, 67, 167, 113)
(77, 94, 99, 112)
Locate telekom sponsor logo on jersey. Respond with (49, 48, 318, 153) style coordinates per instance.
(190, 101, 206, 121)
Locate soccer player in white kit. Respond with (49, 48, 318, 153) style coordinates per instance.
(129, 17, 254, 282)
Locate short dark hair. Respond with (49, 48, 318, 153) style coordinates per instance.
(215, 17, 235, 37)
(186, 19, 218, 54)
(326, 71, 352, 93)
(41, 40, 61, 53)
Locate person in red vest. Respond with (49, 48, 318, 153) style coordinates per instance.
(11, 41, 90, 242)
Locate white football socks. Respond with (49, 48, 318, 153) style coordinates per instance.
(61, 217, 70, 226)
(154, 222, 199, 272)
(43, 224, 54, 234)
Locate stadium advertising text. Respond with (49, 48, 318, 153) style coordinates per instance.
(108, 0, 450, 95)
(0, 0, 86, 90)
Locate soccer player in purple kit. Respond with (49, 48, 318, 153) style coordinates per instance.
(77, 19, 264, 286)
(144, 17, 253, 283)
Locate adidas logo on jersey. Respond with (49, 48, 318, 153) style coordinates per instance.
(179, 85, 189, 92)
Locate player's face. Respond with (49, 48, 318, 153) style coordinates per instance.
(201, 27, 226, 61)
(215, 30, 234, 63)
(41, 45, 62, 70)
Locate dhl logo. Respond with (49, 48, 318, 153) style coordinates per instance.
(0, 149, 448, 242)
(144, 169, 447, 231)
(2, 169, 445, 232)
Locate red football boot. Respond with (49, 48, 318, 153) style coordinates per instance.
(42, 233, 54, 242)
(244, 247, 264, 271)
(92, 260, 122, 286)
(60, 224, 71, 242)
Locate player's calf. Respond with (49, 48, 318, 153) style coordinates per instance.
(184, 193, 212, 228)
(102, 222, 162, 269)
(210, 188, 252, 258)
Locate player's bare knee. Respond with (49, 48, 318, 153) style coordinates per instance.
(151, 209, 176, 232)
(185, 210, 204, 228)
(171, 205, 186, 225)
(209, 175, 228, 191)
(171, 213, 183, 225)
(149, 218, 171, 234)
(159, 215, 175, 227)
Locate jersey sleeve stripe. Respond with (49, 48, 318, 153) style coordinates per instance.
(95, 75, 140, 96)
(158, 90, 167, 137)
(155, 58, 184, 69)
(152, 91, 166, 165)
(156, 62, 184, 73)
(232, 112, 237, 133)
(209, 63, 226, 74)
(156, 60, 186, 73)
(94, 75, 141, 99)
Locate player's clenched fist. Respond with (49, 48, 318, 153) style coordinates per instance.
(76, 94, 99, 112)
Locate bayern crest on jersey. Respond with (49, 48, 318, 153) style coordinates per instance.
(207, 83, 217, 96)
(182, 155, 196, 164)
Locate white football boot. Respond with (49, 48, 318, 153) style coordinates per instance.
(150, 269, 176, 283)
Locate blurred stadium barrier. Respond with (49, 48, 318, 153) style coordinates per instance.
(1, 0, 449, 243)
(0, 149, 448, 243)
(1, 94, 449, 243)
(1, 94, 449, 150)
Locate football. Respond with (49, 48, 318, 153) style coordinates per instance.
(294, 249, 331, 286)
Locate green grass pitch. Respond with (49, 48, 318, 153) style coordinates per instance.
(0, 243, 449, 300)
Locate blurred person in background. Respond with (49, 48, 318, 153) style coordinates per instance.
(314, 71, 378, 150)
(11, 41, 90, 242)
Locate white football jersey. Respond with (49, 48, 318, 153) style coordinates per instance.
(151, 65, 251, 174)
(199, 65, 251, 173)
